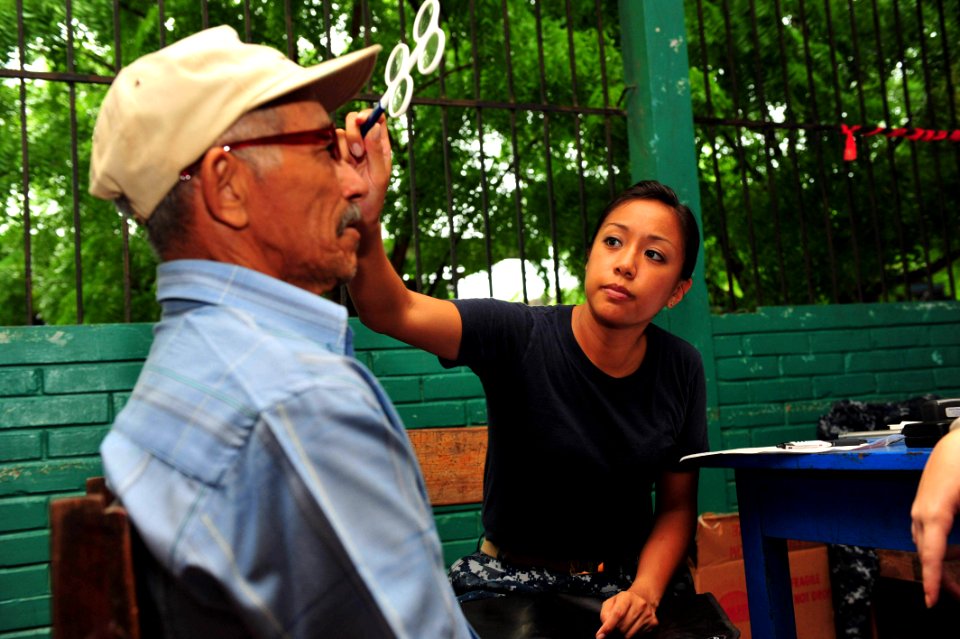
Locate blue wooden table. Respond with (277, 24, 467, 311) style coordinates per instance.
(692, 440, 960, 639)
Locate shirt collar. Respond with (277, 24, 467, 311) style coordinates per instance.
(156, 260, 352, 355)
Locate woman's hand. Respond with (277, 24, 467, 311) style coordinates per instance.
(596, 588, 658, 639)
(911, 425, 960, 607)
(595, 470, 695, 638)
(339, 110, 393, 230)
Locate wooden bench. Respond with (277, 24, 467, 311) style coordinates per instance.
(49, 426, 487, 638)
(407, 426, 487, 505)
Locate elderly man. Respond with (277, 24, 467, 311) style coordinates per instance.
(90, 26, 475, 638)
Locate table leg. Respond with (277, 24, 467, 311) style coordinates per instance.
(736, 468, 798, 639)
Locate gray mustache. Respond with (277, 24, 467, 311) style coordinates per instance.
(337, 204, 362, 236)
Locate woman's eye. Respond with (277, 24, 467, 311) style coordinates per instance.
(645, 249, 665, 262)
(603, 237, 622, 248)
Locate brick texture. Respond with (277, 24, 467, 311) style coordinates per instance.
(0, 498, 48, 533)
(0, 565, 48, 600)
(0, 370, 40, 397)
(396, 401, 468, 428)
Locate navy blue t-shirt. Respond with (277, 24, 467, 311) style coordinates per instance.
(442, 299, 708, 561)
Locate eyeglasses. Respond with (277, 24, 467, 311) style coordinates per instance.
(179, 123, 340, 181)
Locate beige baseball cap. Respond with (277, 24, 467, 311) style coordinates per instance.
(89, 25, 380, 221)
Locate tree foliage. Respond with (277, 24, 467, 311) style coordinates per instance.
(687, 0, 960, 311)
(1, 0, 956, 325)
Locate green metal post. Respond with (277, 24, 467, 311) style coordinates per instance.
(618, 0, 726, 513)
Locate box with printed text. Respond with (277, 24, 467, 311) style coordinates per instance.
(691, 513, 836, 639)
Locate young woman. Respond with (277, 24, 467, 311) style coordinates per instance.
(345, 114, 707, 639)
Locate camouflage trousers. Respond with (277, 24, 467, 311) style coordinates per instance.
(448, 549, 696, 604)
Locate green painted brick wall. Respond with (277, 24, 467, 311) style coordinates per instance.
(0, 371, 40, 396)
(433, 506, 485, 568)
(2, 301, 959, 636)
(711, 302, 960, 510)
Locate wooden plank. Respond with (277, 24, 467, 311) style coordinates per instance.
(408, 426, 487, 506)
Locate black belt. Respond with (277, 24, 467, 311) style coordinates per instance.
(480, 539, 634, 575)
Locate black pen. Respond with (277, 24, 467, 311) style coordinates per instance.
(775, 438, 868, 450)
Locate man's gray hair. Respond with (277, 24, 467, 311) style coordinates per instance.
(115, 105, 285, 258)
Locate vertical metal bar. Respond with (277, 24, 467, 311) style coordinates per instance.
(935, 0, 959, 298)
(915, 0, 954, 299)
(846, 0, 888, 302)
(201, 0, 209, 30)
(398, 0, 423, 293)
(284, 0, 295, 60)
(67, 0, 83, 323)
(406, 111, 423, 292)
(242, 0, 251, 42)
(469, 0, 494, 297)
(796, 0, 839, 303)
(823, 0, 864, 302)
(500, 0, 528, 304)
(362, 0, 371, 47)
(406, 109, 423, 294)
(720, 0, 762, 305)
(938, 0, 960, 149)
(158, 0, 166, 47)
(593, 0, 615, 201)
(747, 0, 787, 304)
(16, 0, 33, 324)
(891, 0, 934, 296)
(563, 0, 589, 254)
(358, 0, 373, 95)
(323, 0, 333, 59)
(534, 2, 561, 304)
(695, 0, 736, 311)
(870, 0, 910, 299)
(438, 56, 458, 296)
(773, 0, 814, 304)
(113, 0, 131, 321)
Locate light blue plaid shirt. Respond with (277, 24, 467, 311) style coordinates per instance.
(102, 260, 475, 639)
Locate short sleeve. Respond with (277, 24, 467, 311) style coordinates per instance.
(440, 299, 536, 373)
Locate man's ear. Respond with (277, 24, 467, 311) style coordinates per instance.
(199, 149, 250, 230)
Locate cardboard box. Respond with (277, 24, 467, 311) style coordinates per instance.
(696, 512, 820, 566)
(691, 513, 836, 639)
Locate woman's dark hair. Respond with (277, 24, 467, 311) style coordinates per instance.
(588, 180, 700, 280)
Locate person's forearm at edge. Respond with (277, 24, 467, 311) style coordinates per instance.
(337, 111, 411, 336)
(343, 111, 463, 361)
(631, 479, 698, 604)
(350, 211, 412, 334)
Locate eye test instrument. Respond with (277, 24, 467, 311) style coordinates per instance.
(360, 0, 445, 137)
